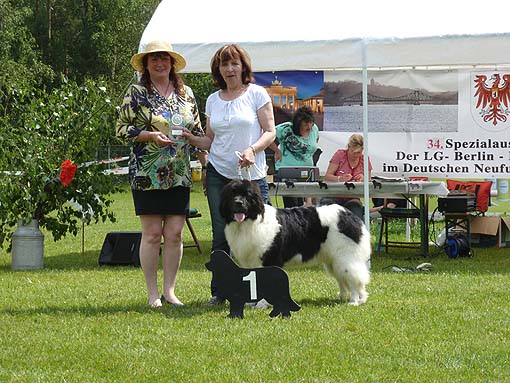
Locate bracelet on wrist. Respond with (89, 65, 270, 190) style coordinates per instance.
(250, 145, 256, 155)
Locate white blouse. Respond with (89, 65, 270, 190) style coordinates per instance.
(205, 84, 271, 180)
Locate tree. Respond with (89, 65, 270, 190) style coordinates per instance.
(25, 0, 159, 89)
(0, 1, 221, 247)
(0, 0, 54, 126)
(183, 73, 216, 127)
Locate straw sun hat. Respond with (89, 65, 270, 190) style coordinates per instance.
(130, 40, 186, 72)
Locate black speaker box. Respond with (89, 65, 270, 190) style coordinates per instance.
(438, 196, 476, 213)
(98, 231, 142, 266)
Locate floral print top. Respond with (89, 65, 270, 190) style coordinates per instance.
(116, 84, 204, 191)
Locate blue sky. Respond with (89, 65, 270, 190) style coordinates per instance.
(254, 71, 324, 99)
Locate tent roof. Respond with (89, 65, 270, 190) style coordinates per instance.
(171, 34, 510, 73)
(140, 0, 510, 72)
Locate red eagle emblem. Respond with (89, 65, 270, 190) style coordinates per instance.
(473, 73, 510, 126)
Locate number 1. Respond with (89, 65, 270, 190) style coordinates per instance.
(242, 271, 258, 300)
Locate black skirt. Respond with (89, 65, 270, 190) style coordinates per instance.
(132, 187, 190, 216)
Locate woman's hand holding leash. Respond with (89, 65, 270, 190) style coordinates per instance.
(234, 150, 264, 181)
(238, 146, 255, 168)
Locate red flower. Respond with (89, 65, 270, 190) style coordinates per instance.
(59, 160, 77, 187)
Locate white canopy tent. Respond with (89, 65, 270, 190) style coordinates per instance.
(141, 0, 510, 71)
(168, 34, 510, 73)
(138, 0, 510, 227)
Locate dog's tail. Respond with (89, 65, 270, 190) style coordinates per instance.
(271, 298, 301, 318)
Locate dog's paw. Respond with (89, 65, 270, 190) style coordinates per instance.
(347, 296, 368, 306)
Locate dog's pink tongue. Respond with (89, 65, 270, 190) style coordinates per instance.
(234, 213, 246, 222)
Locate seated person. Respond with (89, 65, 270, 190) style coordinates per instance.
(269, 106, 320, 208)
(319, 133, 371, 220)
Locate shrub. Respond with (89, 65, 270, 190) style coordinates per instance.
(0, 76, 122, 248)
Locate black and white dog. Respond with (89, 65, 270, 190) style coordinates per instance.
(219, 179, 371, 306)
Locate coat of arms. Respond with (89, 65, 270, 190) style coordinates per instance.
(471, 72, 510, 131)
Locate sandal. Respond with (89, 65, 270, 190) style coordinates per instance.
(161, 295, 184, 307)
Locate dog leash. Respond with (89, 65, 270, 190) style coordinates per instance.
(234, 150, 265, 181)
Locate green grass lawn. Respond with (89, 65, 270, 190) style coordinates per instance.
(1, 183, 509, 382)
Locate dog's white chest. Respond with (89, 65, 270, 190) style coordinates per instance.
(225, 215, 280, 267)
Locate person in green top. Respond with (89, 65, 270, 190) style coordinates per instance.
(269, 106, 320, 207)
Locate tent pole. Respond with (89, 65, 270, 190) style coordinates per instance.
(362, 41, 370, 228)
(362, 39, 370, 268)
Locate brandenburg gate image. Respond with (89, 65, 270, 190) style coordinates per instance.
(264, 76, 324, 113)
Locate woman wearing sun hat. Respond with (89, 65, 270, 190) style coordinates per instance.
(116, 40, 206, 308)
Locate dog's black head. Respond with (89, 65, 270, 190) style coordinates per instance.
(205, 250, 239, 274)
(220, 180, 265, 224)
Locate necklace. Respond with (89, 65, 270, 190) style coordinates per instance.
(152, 81, 171, 98)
